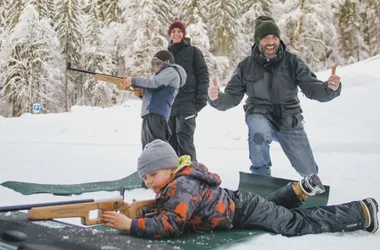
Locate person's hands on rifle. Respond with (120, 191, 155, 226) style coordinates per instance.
(134, 88, 144, 98)
(102, 211, 132, 230)
(101, 198, 138, 230)
(122, 75, 132, 89)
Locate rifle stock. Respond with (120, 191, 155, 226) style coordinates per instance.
(27, 199, 156, 225)
(67, 62, 133, 91)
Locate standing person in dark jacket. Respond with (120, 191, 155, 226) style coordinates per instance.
(122, 50, 187, 149)
(101, 139, 379, 238)
(208, 16, 342, 177)
(167, 21, 209, 162)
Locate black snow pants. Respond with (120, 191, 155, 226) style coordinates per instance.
(141, 113, 171, 149)
(227, 183, 367, 236)
(168, 114, 197, 161)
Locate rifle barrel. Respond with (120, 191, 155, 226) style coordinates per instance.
(67, 63, 123, 79)
(0, 195, 123, 213)
(0, 199, 94, 212)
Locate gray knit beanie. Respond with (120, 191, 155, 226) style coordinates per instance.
(137, 139, 179, 179)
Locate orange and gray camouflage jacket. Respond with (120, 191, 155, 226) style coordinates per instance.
(130, 156, 235, 238)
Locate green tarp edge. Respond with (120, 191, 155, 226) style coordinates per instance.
(1, 172, 143, 195)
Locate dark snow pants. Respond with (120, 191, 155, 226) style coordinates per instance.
(141, 114, 171, 149)
(168, 114, 197, 161)
(228, 183, 367, 236)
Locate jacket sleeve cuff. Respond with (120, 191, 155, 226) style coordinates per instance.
(130, 219, 138, 235)
(131, 77, 137, 88)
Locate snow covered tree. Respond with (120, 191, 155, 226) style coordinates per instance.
(237, 0, 270, 60)
(101, 0, 122, 24)
(0, 4, 64, 117)
(4, 0, 25, 31)
(275, 0, 337, 70)
(0, 0, 7, 28)
(207, 0, 240, 59)
(29, 0, 56, 22)
(335, 0, 368, 64)
(55, 0, 84, 111)
(179, 0, 229, 82)
(180, 0, 208, 25)
(119, 0, 173, 77)
(0, 0, 7, 48)
(79, 0, 122, 107)
(359, 0, 380, 57)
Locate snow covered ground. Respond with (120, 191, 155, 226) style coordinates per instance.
(1, 56, 380, 249)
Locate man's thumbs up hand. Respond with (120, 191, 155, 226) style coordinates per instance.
(328, 66, 341, 91)
(208, 78, 219, 101)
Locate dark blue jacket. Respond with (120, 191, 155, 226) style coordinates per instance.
(132, 64, 186, 121)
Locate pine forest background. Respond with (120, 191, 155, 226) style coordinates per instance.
(0, 0, 379, 117)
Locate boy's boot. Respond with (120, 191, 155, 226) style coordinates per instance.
(360, 198, 378, 233)
(292, 173, 325, 201)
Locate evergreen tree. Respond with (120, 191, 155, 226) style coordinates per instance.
(4, 0, 25, 31)
(80, 0, 119, 107)
(335, 0, 367, 64)
(237, 0, 270, 59)
(0, 4, 64, 116)
(0, 0, 7, 48)
(276, 0, 338, 70)
(0, 0, 7, 28)
(179, 0, 229, 82)
(119, 0, 173, 77)
(360, 0, 380, 57)
(207, 0, 240, 59)
(101, 0, 122, 24)
(55, 0, 84, 111)
(82, 0, 102, 20)
(29, 0, 56, 21)
(180, 0, 208, 25)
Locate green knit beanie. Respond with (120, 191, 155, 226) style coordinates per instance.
(254, 16, 280, 44)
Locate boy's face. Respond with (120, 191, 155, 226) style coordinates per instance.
(143, 168, 174, 194)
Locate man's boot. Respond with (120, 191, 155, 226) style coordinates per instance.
(300, 173, 325, 196)
(292, 173, 325, 201)
(360, 198, 379, 233)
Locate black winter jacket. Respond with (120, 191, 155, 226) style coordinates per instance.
(168, 39, 209, 116)
(208, 41, 342, 130)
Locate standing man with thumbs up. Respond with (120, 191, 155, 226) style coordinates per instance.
(208, 16, 341, 177)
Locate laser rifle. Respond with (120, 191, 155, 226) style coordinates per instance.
(0, 190, 156, 226)
(66, 62, 133, 91)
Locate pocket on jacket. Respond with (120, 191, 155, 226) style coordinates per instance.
(244, 73, 267, 98)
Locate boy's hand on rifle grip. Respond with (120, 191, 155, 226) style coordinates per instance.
(123, 76, 132, 88)
(134, 88, 144, 98)
(102, 211, 132, 231)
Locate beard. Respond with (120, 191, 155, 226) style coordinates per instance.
(258, 43, 280, 58)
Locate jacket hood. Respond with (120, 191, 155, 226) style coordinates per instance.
(172, 63, 187, 88)
(173, 156, 222, 187)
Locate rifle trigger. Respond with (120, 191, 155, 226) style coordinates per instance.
(119, 188, 125, 199)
